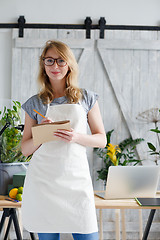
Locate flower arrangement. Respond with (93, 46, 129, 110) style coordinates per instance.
(95, 129, 144, 185)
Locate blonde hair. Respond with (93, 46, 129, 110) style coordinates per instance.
(38, 40, 82, 104)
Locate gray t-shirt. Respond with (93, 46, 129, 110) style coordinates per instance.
(22, 89, 99, 124)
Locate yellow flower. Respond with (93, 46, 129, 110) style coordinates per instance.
(107, 143, 121, 166)
(107, 143, 116, 154)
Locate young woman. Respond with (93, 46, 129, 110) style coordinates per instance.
(21, 40, 107, 240)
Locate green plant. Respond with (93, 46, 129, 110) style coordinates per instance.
(95, 129, 144, 183)
(137, 108, 160, 165)
(147, 109, 160, 165)
(0, 101, 31, 163)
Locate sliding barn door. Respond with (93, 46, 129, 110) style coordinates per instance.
(97, 38, 160, 162)
(11, 28, 160, 239)
(11, 29, 160, 181)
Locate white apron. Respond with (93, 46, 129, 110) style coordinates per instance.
(22, 103, 98, 233)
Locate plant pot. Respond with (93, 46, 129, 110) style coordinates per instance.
(0, 162, 29, 195)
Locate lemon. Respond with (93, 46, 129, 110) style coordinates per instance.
(18, 186, 23, 194)
(16, 194, 22, 201)
(9, 188, 18, 199)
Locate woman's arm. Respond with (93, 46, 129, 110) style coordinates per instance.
(54, 101, 107, 148)
(86, 101, 107, 148)
(21, 112, 41, 157)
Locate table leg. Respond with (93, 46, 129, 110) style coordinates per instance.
(0, 207, 36, 240)
(4, 215, 12, 240)
(142, 209, 156, 240)
(0, 208, 10, 234)
(11, 208, 23, 240)
(17, 208, 23, 238)
(30, 232, 37, 240)
(4, 217, 10, 240)
(138, 209, 143, 240)
(121, 209, 126, 240)
(99, 209, 103, 240)
(115, 209, 120, 240)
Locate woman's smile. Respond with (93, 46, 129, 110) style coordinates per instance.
(51, 71, 60, 75)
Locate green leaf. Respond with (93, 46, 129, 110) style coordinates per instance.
(147, 142, 156, 151)
(119, 138, 144, 152)
(150, 128, 160, 134)
(13, 106, 18, 112)
(106, 129, 114, 146)
(2, 106, 6, 117)
(15, 101, 21, 108)
(150, 152, 160, 155)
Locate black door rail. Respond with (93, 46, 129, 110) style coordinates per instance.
(0, 16, 160, 39)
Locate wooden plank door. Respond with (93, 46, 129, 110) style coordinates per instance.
(97, 38, 160, 162)
(11, 28, 160, 239)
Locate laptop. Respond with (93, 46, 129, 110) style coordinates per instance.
(96, 166, 160, 199)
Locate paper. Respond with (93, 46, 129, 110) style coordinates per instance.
(32, 120, 71, 145)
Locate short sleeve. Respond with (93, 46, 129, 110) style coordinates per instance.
(81, 89, 99, 113)
(22, 95, 47, 122)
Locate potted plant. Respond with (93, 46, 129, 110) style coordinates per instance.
(0, 101, 31, 195)
(95, 129, 144, 187)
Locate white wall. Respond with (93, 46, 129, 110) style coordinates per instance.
(0, 0, 160, 99)
(1, 0, 160, 25)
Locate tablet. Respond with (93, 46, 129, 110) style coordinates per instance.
(135, 197, 160, 206)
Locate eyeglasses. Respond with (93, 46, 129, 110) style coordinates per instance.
(43, 57, 67, 67)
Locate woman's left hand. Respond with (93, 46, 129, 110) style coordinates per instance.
(53, 128, 79, 143)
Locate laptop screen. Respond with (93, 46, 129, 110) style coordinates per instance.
(104, 166, 160, 199)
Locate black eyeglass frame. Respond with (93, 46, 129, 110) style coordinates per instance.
(42, 57, 67, 67)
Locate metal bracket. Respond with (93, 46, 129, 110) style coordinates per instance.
(18, 16, 26, 38)
(84, 17, 92, 39)
(99, 17, 106, 39)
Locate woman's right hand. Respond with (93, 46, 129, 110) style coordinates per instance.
(41, 117, 53, 124)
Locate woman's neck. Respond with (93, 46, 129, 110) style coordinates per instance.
(52, 78, 66, 98)
(51, 82, 66, 99)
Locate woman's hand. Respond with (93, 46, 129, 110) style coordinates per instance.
(54, 101, 106, 148)
(53, 101, 107, 148)
(41, 117, 52, 124)
(53, 128, 79, 143)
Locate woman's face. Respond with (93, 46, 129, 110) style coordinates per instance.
(43, 48, 69, 84)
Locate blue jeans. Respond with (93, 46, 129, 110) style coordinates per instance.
(38, 232, 98, 240)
